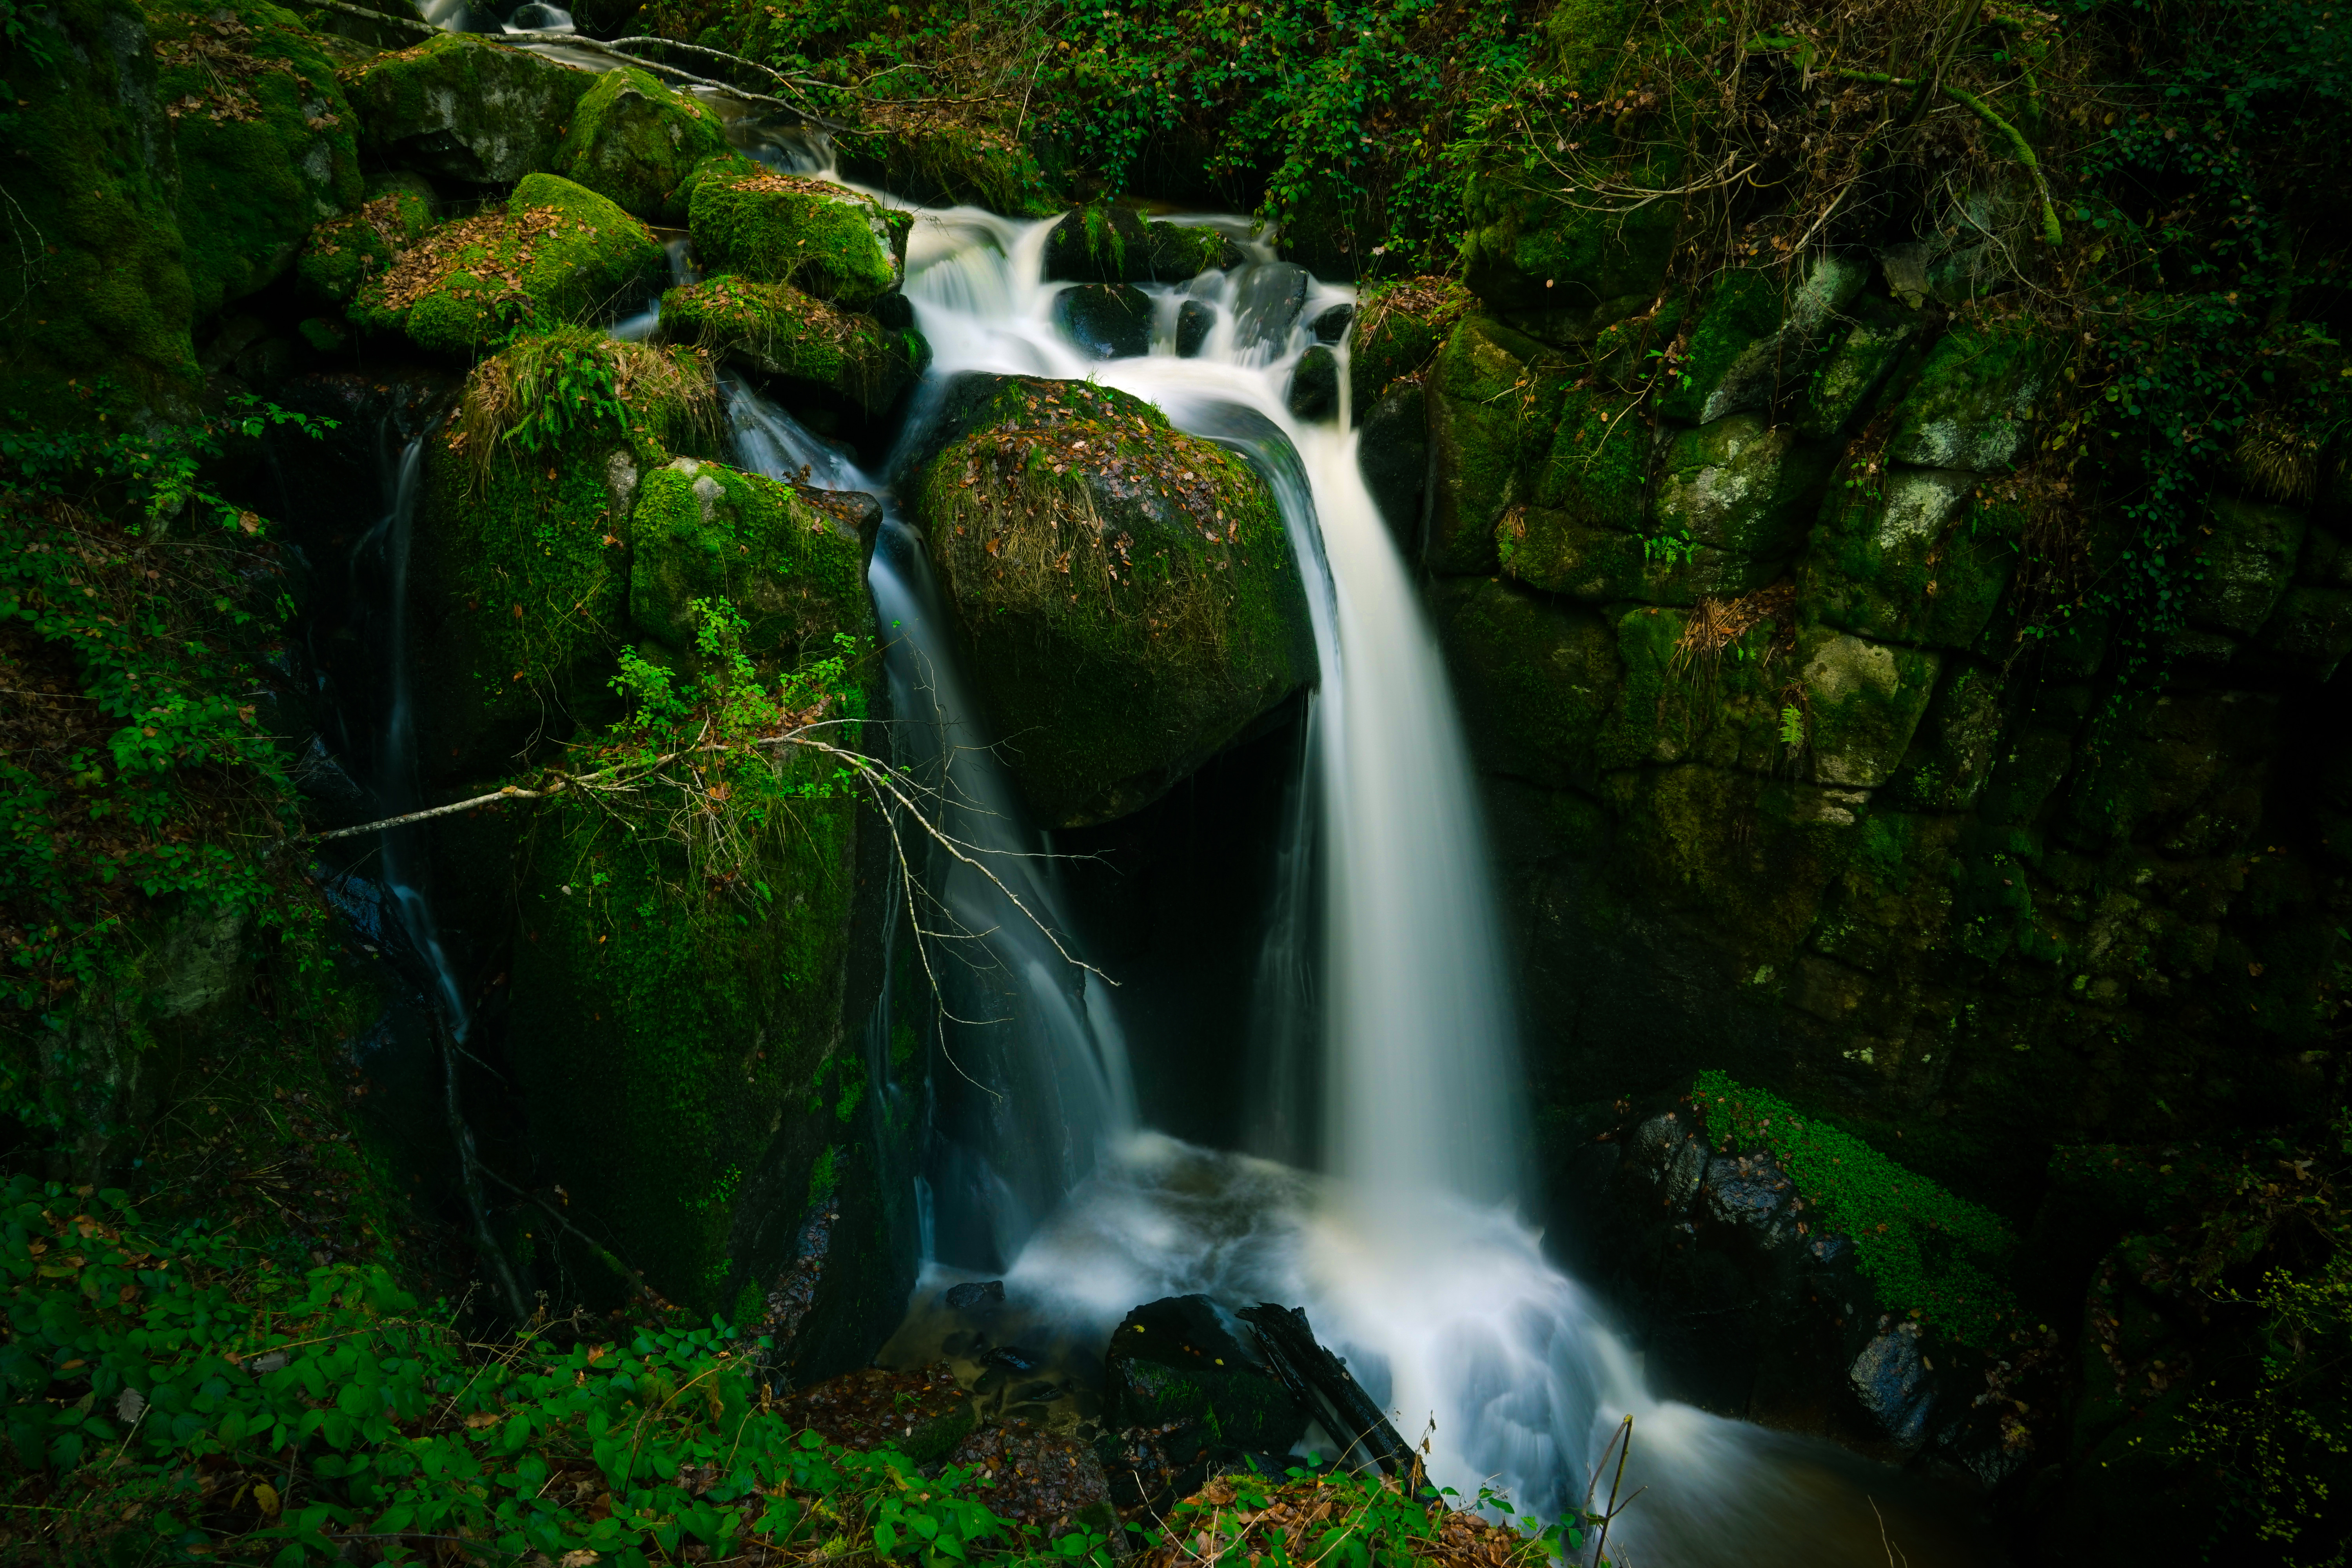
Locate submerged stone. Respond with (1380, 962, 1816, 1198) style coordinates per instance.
(1054, 283, 1154, 360)
(660, 274, 927, 413)
(1230, 262, 1312, 354)
(553, 65, 731, 225)
(688, 161, 913, 309)
(910, 374, 1315, 826)
(343, 31, 592, 186)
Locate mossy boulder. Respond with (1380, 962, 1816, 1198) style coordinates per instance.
(151, 0, 366, 319)
(1796, 628, 1942, 788)
(405, 333, 719, 784)
(1800, 467, 2020, 649)
(1054, 283, 1155, 360)
(0, 0, 199, 414)
(660, 274, 927, 413)
(1796, 294, 1924, 439)
(1651, 255, 1867, 426)
(1459, 137, 1682, 343)
(1889, 662, 2005, 811)
(835, 114, 1061, 218)
(1430, 577, 1621, 788)
(552, 66, 730, 226)
(1042, 205, 1240, 283)
(1349, 277, 1472, 416)
(2185, 495, 2305, 637)
(627, 457, 880, 670)
(1427, 316, 1568, 574)
(1884, 321, 2053, 472)
(296, 181, 434, 305)
(350, 173, 664, 354)
(342, 31, 592, 185)
(1652, 413, 1834, 563)
(910, 376, 1315, 826)
(688, 162, 913, 309)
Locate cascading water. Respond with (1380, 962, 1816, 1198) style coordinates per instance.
(708, 149, 1993, 1564)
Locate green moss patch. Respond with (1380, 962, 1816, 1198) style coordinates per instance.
(662, 274, 927, 413)
(913, 376, 1314, 826)
(688, 164, 913, 309)
(350, 173, 663, 354)
(1426, 315, 1570, 574)
(1801, 465, 2022, 650)
(554, 65, 731, 225)
(1349, 276, 1472, 413)
(340, 31, 592, 186)
(296, 185, 433, 305)
(836, 109, 1060, 217)
(1694, 1070, 2019, 1347)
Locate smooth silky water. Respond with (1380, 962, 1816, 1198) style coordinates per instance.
(707, 150, 1996, 1566)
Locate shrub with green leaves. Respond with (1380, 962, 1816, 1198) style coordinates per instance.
(1693, 1071, 2019, 1345)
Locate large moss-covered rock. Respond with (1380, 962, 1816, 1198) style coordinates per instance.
(688, 162, 912, 309)
(1348, 277, 1472, 416)
(342, 31, 591, 185)
(627, 457, 879, 668)
(0, 0, 198, 414)
(552, 66, 729, 225)
(405, 333, 719, 784)
(1653, 256, 1867, 426)
(1801, 466, 2021, 649)
(350, 173, 664, 354)
(1796, 628, 1942, 788)
(296, 180, 433, 304)
(835, 113, 1060, 218)
(1041, 205, 1240, 284)
(1427, 316, 1568, 574)
(1653, 413, 1833, 564)
(660, 274, 926, 413)
(1431, 577, 1621, 788)
(911, 376, 1314, 826)
(1796, 294, 1923, 438)
(1884, 321, 2053, 472)
(152, 0, 365, 318)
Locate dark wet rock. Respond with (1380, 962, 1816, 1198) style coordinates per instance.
(944, 1279, 1007, 1310)
(1044, 205, 1241, 283)
(1105, 1294, 1307, 1454)
(1849, 1322, 1937, 1450)
(1357, 384, 1428, 555)
(1310, 303, 1355, 343)
(1176, 299, 1216, 358)
(1286, 346, 1338, 422)
(1054, 283, 1154, 359)
(1231, 263, 1310, 353)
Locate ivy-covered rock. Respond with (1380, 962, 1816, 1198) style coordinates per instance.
(405, 332, 720, 783)
(1041, 205, 1240, 283)
(341, 31, 592, 186)
(1800, 467, 2021, 650)
(296, 178, 433, 305)
(628, 457, 880, 669)
(1884, 321, 2053, 472)
(552, 66, 730, 226)
(688, 162, 913, 309)
(835, 113, 1061, 218)
(659, 275, 927, 414)
(350, 173, 664, 354)
(152, 0, 366, 319)
(910, 376, 1315, 826)
(1054, 283, 1154, 360)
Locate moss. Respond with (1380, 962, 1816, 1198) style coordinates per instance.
(688, 164, 913, 309)
(1426, 316, 1569, 574)
(553, 66, 730, 225)
(1348, 276, 1472, 414)
(661, 274, 927, 413)
(1649, 269, 1786, 424)
(1693, 1071, 2020, 1347)
(340, 31, 592, 186)
(1884, 321, 2054, 472)
(1794, 626, 1943, 788)
(1653, 413, 1834, 561)
(627, 457, 874, 670)
(405, 333, 720, 782)
(1145, 221, 1234, 280)
(834, 115, 1061, 218)
(1041, 203, 1139, 283)
(1800, 466, 2021, 650)
(296, 185, 433, 305)
(1593, 601, 1800, 772)
(1888, 661, 2005, 810)
(1796, 294, 1923, 439)
(913, 376, 1314, 827)
(1428, 578, 1620, 787)
(350, 174, 664, 354)
(0, 0, 199, 416)
(1458, 128, 1682, 343)
(148, 0, 365, 320)
(2185, 495, 2306, 636)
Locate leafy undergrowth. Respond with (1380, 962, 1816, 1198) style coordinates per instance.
(1693, 1071, 2018, 1347)
(0, 1180, 1562, 1568)
(1146, 1467, 1576, 1568)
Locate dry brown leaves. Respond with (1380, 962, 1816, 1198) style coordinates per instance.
(364, 205, 573, 317)
(770, 1363, 974, 1452)
(156, 15, 326, 126)
(1143, 1474, 1551, 1568)
(1673, 581, 1797, 668)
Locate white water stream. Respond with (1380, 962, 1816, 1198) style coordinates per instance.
(707, 151, 1990, 1565)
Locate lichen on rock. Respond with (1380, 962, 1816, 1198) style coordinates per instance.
(911, 375, 1315, 826)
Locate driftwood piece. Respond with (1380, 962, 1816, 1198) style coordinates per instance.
(1238, 1303, 1418, 1479)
